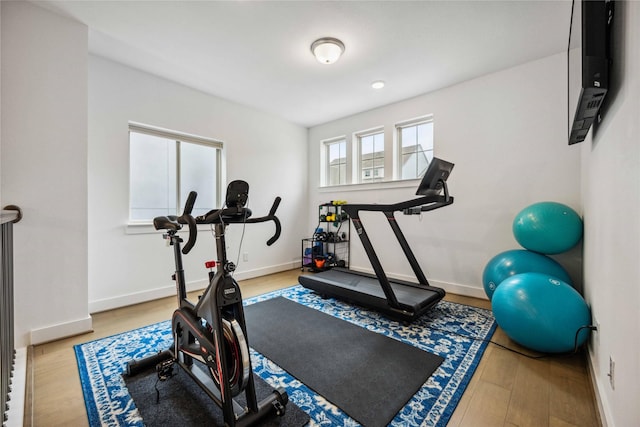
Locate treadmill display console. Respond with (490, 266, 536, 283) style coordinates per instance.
(416, 158, 454, 196)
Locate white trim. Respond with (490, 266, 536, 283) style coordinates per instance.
(319, 178, 420, 193)
(232, 261, 300, 282)
(30, 316, 93, 345)
(4, 347, 26, 427)
(394, 114, 434, 129)
(347, 265, 488, 300)
(88, 261, 299, 313)
(435, 279, 488, 300)
(588, 348, 613, 427)
(128, 121, 223, 148)
(89, 278, 209, 313)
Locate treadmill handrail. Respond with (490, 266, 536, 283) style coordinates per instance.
(341, 194, 453, 217)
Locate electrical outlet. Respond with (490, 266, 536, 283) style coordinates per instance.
(590, 316, 600, 352)
(608, 356, 615, 390)
(243, 252, 249, 262)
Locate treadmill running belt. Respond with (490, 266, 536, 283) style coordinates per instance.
(299, 269, 443, 321)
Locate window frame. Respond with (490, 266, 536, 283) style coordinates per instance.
(318, 114, 434, 189)
(128, 122, 223, 224)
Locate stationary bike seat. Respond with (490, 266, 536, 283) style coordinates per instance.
(153, 215, 182, 231)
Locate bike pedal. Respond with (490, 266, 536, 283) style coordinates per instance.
(156, 358, 175, 381)
(272, 400, 286, 416)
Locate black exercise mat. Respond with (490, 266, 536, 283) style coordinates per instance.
(244, 296, 444, 427)
(123, 365, 309, 427)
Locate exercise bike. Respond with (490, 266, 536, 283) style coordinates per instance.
(126, 180, 288, 426)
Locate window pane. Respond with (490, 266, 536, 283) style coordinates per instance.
(339, 164, 346, 185)
(180, 142, 218, 217)
(359, 132, 384, 183)
(327, 140, 346, 186)
(328, 141, 344, 162)
(130, 127, 221, 221)
(130, 132, 176, 220)
(361, 135, 374, 155)
(401, 152, 416, 179)
(373, 133, 384, 152)
(373, 157, 384, 179)
(399, 120, 433, 180)
(329, 164, 340, 186)
(417, 150, 432, 177)
(417, 122, 434, 151)
(402, 126, 417, 149)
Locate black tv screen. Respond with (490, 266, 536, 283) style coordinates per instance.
(416, 157, 454, 196)
(568, 0, 614, 145)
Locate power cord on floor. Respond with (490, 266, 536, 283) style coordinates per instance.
(426, 322, 597, 360)
(154, 358, 176, 403)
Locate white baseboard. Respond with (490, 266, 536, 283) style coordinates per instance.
(432, 279, 488, 300)
(88, 280, 208, 314)
(89, 261, 300, 314)
(231, 261, 300, 282)
(587, 348, 612, 427)
(30, 316, 93, 345)
(4, 347, 26, 427)
(348, 265, 488, 300)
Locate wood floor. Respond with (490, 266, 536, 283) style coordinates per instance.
(29, 269, 600, 426)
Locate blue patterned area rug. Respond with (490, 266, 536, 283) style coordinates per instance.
(75, 285, 496, 427)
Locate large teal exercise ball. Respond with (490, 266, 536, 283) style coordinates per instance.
(512, 202, 583, 254)
(482, 249, 572, 300)
(492, 272, 591, 353)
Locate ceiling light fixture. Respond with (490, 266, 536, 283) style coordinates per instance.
(311, 37, 345, 64)
(371, 80, 385, 89)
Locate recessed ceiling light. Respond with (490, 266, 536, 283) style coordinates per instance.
(371, 80, 385, 89)
(311, 37, 345, 64)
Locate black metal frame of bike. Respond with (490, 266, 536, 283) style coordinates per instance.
(127, 181, 287, 426)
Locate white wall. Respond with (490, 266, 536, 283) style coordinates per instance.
(88, 56, 308, 312)
(581, 2, 640, 426)
(1, 1, 90, 346)
(308, 52, 581, 298)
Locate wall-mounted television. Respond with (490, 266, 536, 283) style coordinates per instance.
(567, 0, 614, 145)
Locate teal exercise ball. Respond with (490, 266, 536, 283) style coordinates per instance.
(512, 202, 583, 254)
(492, 272, 591, 353)
(482, 249, 572, 300)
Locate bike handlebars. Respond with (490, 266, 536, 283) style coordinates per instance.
(245, 197, 281, 247)
(178, 191, 198, 254)
(177, 192, 282, 254)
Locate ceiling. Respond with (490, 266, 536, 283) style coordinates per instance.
(36, 0, 574, 128)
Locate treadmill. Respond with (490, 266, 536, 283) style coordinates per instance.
(299, 158, 454, 322)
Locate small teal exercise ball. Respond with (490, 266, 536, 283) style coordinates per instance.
(512, 202, 583, 254)
(482, 249, 572, 300)
(492, 272, 591, 353)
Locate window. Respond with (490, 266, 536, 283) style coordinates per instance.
(129, 123, 222, 222)
(357, 130, 384, 183)
(324, 138, 347, 186)
(397, 117, 434, 180)
(319, 114, 434, 187)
